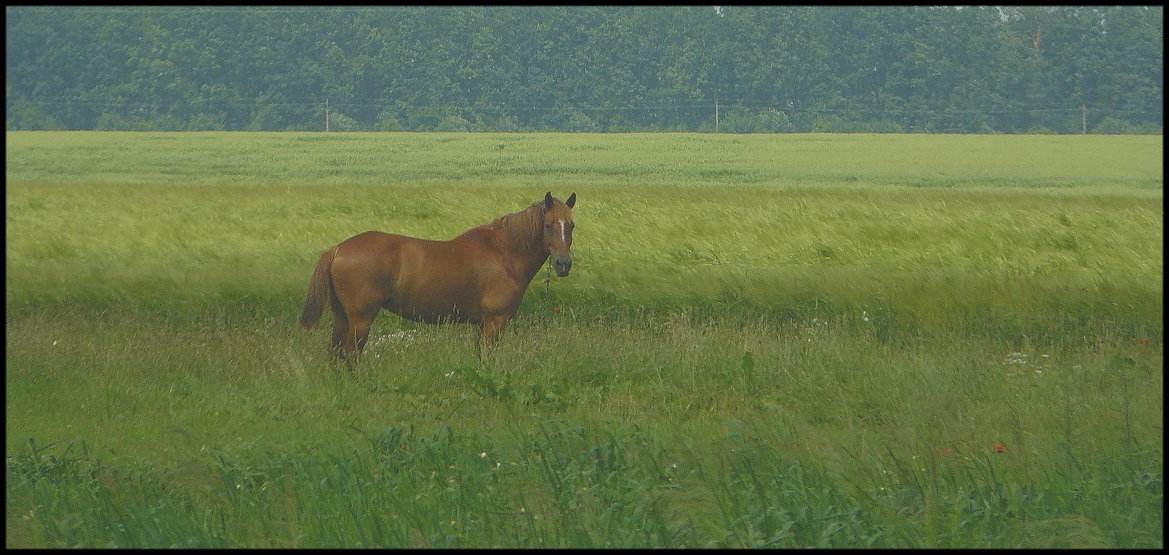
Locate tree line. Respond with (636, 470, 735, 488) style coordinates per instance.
(5, 6, 1163, 133)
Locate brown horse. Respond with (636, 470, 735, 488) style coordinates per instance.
(300, 192, 576, 361)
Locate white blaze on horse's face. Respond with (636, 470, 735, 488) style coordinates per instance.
(543, 192, 576, 277)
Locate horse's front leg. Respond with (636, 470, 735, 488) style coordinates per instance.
(477, 314, 511, 361)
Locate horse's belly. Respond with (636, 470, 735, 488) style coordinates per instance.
(383, 291, 482, 325)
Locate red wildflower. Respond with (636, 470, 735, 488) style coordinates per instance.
(992, 443, 1007, 454)
(553, 307, 563, 314)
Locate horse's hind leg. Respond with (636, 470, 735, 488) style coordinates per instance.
(341, 304, 380, 360)
(329, 314, 348, 358)
(327, 296, 349, 359)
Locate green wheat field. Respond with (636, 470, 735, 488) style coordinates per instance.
(6, 131, 1163, 548)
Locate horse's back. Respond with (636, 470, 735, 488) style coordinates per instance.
(333, 231, 410, 272)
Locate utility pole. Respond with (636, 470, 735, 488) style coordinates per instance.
(714, 97, 720, 133)
(1080, 105, 1087, 134)
(325, 98, 331, 132)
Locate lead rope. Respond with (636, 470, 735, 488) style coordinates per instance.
(542, 255, 553, 295)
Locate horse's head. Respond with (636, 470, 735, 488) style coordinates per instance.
(542, 191, 576, 277)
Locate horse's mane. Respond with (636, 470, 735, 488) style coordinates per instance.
(497, 200, 545, 252)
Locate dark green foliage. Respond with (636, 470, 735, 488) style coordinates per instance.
(5, 6, 1163, 132)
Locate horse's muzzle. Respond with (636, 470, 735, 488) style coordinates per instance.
(553, 257, 572, 277)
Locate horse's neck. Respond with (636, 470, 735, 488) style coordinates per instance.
(496, 205, 548, 279)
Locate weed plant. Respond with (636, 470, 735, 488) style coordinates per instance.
(6, 132, 1163, 547)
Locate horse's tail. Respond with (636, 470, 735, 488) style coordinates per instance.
(300, 246, 338, 330)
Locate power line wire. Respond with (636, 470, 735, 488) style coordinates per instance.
(7, 96, 1161, 117)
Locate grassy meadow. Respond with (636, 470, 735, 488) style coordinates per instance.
(5, 131, 1163, 548)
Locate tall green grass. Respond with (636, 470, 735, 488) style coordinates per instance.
(5, 131, 1162, 192)
(6, 132, 1163, 547)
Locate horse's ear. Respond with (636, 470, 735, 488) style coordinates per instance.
(544, 191, 554, 210)
(566, 192, 576, 208)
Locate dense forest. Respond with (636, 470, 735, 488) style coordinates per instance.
(5, 6, 1163, 133)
